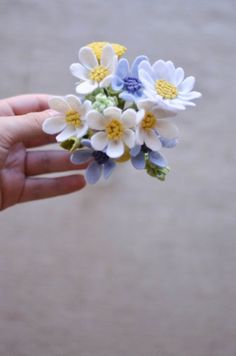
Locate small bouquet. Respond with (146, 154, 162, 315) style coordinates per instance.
(43, 41, 201, 184)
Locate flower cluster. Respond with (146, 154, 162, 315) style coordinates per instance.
(42, 41, 201, 184)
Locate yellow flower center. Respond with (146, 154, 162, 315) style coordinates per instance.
(141, 112, 156, 130)
(65, 110, 81, 128)
(106, 119, 124, 141)
(87, 42, 127, 62)
(155, 79, 178, 99)
(89, 65, 109, 82)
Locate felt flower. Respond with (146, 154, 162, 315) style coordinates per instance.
(139, 60, 202, 111)
(130, 144, 168, 170)
(42, 95, 91, 142)
(71, 140, 116, 184)
(87, 107, 136, 158)
(87, 42, 127, 62)
(112, 56, 148, 102)
(70, 44, 117, 95)
(135, 100, 179, 151)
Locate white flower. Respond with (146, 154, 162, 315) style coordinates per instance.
(70, 45, 118, 95)
(42, 95, 91, 142)
(139, 60, 202, 111)
(87, 107, 136, 158)
(136, 100, 179, 151)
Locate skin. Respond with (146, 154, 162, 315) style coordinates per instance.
(0, 94, 87, 211)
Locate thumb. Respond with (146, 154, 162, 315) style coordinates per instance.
(5, 109, 58, 148)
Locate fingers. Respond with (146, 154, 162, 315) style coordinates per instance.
(26, 150, 89, 176)
(0, 94, 51, 116)
(19, 175, 86, 203)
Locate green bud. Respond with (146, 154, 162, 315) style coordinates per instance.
(145, 159, 170, 181)
(60, 137, 81, 152)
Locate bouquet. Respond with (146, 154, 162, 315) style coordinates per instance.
(42, 41, 201, 184)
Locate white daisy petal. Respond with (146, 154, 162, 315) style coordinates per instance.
(174, 67, 185, 85)
(104, 107, 121, 119)
(56, 126, 77, 142)
(136, 127, 144, 145)
(178, 76, 195, 93)
(166, 61, 175, 77)
(70, 63, 89, 80)
(106, 140, 124, 158)
(66, 95, 82, 112)
(139, 60, 155, 78)
(152, 60, 169, 80)
(179, 91, 202, 100)
(91, 132, 108, 150)
(139, 69, 155, 90)
(101, 44, 115, 68)
(123, 129, 135, 148)
(108, 55, 118, 73)
(79, 47, 98, 69)
(87, 110, 106, 130)
(144, 130, 162, 151)
(156, 120, 179, 139)
(122, 109, 137, 128)
(42, 116, 66, 134)
(100, 75, 113, 88)
(49, 97, 70, 113)
(75, 81, 98, 95)
(76, 123, 89, 138)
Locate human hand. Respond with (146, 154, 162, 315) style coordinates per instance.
(0, 94, 87, 211)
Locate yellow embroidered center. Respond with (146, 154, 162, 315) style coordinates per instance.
(106, 119, 124, 141)
(89, 65, 109, 82)
(87, 42, 127, 61)
(155, 79, 178, 99)
(65, 111, 81, 128)
(141, 112, 156, 130)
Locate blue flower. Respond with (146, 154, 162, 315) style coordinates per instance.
(130, 144, 168, 170)
(112, 56, 148, 102)
(70, 140, 116, 184)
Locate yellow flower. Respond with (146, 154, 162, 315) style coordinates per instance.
(87, 41, 127, 61)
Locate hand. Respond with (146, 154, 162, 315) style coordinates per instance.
(0, 94, 87, 211)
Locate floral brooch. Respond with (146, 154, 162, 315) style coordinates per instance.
(42, 41, 201, 184)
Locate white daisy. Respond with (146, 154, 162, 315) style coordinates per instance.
(87, 107, 136, 159)
(139, 60, 202, 111)
(70, 44, 118, 95)
(136, 100, 179, 151)
(42, 95, 91, 142)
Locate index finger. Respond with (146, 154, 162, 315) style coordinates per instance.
(0, 94, 51, 116)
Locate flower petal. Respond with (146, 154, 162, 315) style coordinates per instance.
(104, 106, 121, 119)
(91, 132, 108, 150)
(49, 97, 70, 113)
(79, 47, 98, 69)
(56, 126, 77, 142)
(116, 58, 129, 79)
(139, 69, 155, 90)
(139, 60, 154, 78)
(131, 151, 145, 170)
(112, 75, 124, 91)
(131, 55, 149, 78)
(66, 95, 82, 112)
(122, 109, 137, 128)
(42, 116, 66, 134)
(160, 137, 178, 148)
(130, 145, 141, 157)
(144, 130, 162, 151)
(101, 44, 115, 67)
(123, 129, 135, 148)
(86, 162, 102, 184)
(149, 151, 168, 168)
(103, 160, 116, 179)
(106, 140, 124, 158)
(71, 149, 92, 164)
(178, 76, 195, 93)
(76, 123, 89, 138)
(156, 120, 179, 139)
(174, 67, 185, 86)
(70, 63, 89, 80)
(152, 60, 169, 80)
(87, 110, 105, 130)
(75, 81, 98, 95)
(100, 74, 113, 88)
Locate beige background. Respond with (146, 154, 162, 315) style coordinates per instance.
(0, 0, 236, 355)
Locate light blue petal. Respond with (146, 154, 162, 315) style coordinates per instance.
(149, 151, 168, 168)
(103, 160, 116, 179)
(112, 75, 124, 91)
(81, 139, 92, 148)
(131, 152, 145, 170)
(160, 137, 178, 148)
(130, 145, 141, 157)
(116, 58, 129, 79)
(85, 162, 102, 184)
(131, 55, 149, 78)
(119, 92, 136, 102)
(71, 149, 92, 164)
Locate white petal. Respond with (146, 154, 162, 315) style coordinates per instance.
(122, 109, 137, 128)
(179, 91, 202, 100)
(144, 130, 162, 151)
(139, 69, 155, 90)
(87, 110, 106, 130)
(136, 127, 144, 145)
(166, 61, 175, 77)
(56, 126, 77, 142)
(100, 75, 112, 88)
(76, 123, 89, 138)
(42, 116, 66, 134)
(139, 60, 154, 78)
(49, 97, 70, 113)
(66, 95, 82, 112)
(156, 120, 179, 139)
(70, 63, 89, 80)
(104, 107, 121, 119)
(91, 132, 108, 150)
(136, 109, 145, 124)
(178, 76, 195, 93)
(108, 55, 118, 73)
(101, 44, 115, 67)
(79, 47, 98, 69)
(152, 60, 169, 80)
(174, 67, 185, 85)
(106, 140, 124, 158)
(123, 129, 135, 148)
(75, 80, 98, 95)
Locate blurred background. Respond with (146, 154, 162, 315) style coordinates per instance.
(0, 0, 236, 355)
